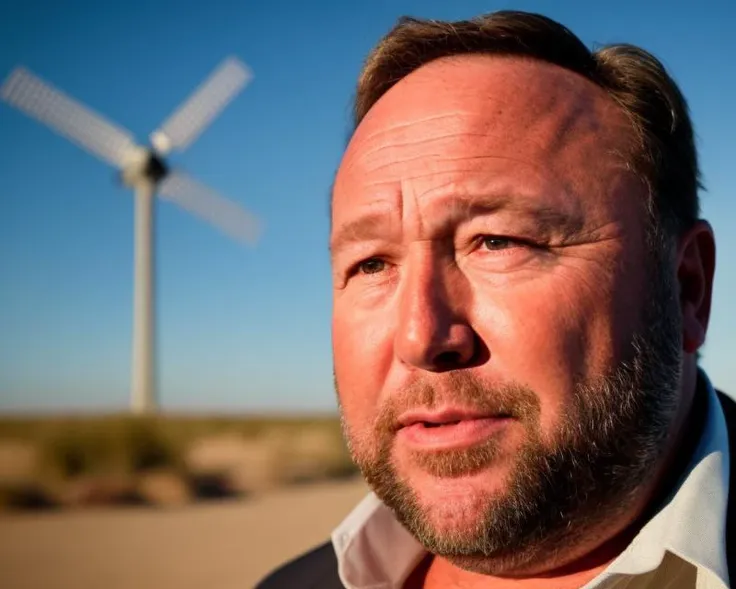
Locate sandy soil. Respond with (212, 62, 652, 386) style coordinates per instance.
(0, 477, 370, 589)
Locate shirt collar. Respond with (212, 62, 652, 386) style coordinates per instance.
(331, 492, 424, 589)
(598, 372, 730, 586)
(331, 372, 731, 589)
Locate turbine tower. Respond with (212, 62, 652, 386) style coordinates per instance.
(1, 57, 262, 414)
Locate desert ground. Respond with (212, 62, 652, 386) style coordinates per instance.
(0, 476, 370, 589)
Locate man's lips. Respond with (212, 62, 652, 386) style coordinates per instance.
(395, 408, 513, 451)
(396, 407, 511, 428)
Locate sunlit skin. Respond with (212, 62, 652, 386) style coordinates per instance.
(331, 55, 715, 589)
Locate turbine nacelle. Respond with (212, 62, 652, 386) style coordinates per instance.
(120, 145, 169, 188)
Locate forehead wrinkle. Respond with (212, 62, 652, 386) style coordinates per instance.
(362, 130, 491, 154)
(355, 153, 562, 193)
(347, 114, 613, 187)
(361, 136, 516, 181)
(355, 110, 478, 146)
(347, 107, 496, 173)
(400, 176, 424, 240)
(348, 131, 490, 178)
(359, 152, 441, 178)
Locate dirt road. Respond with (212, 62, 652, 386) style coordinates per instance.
(0, 477, 370, 589)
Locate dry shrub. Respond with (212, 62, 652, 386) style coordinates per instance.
(37, 417, 182, 483)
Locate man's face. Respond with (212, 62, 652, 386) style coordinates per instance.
(330, 56, 682, 571)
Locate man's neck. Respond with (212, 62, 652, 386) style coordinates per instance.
(412, 557, 608, 589)
(405, 527, 633, 589)
(404, 376, 709, 589)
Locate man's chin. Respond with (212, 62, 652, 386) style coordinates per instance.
(386, 463, 511, 534)
(412, 461, 509, 496)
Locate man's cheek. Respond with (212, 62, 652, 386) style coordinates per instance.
(336, 369, 379, 437)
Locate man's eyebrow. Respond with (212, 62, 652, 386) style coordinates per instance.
(329, 211, 390, 254)
(515, 204, 585, 236)
(441, 194, 587, 238)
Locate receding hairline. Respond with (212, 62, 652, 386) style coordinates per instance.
(349, 53, 632, 141)
(331, 52, 637, 218)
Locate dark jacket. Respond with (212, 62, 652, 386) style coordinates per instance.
(255, 390, 736, 589)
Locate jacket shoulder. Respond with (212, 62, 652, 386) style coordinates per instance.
(717, 389, 735, 415)
(254, 540, 343, 589)
(715, 389, 735, 581)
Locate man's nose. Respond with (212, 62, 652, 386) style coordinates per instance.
(394, 255, 477, 372)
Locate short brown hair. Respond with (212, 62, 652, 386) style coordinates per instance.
(352, 11, 701, 242)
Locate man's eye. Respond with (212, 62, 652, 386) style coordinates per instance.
(357, 258, 386, 275)
(481, 236, 514, 250)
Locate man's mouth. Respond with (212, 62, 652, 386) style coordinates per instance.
(421, 420, 461, 428)
(395, 408, 513, 450)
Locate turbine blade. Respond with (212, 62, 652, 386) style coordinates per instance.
(158, 170, 262, 244)
(1, 66, 137, 168)
(150, 57, 252, 154)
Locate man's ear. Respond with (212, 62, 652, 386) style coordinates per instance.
(677, 220, 716, 354)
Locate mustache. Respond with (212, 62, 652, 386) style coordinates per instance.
(373, 372, 541, 434)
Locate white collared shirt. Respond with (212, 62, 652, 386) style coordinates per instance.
(331, 374, 731, 589)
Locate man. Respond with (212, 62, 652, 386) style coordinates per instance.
(257, 9, 732, 589)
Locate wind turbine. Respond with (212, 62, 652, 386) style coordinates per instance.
(0, 56, 262, 415)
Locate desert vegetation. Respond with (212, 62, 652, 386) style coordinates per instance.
(0, 413, 358, 511)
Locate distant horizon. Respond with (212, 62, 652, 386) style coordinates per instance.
(0, 408, 341, 418)
(0, 395, 342, 416)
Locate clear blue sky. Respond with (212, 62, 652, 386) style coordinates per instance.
(1, 0, 734, 413)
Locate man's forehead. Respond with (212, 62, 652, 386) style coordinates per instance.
(335, 55, 628, 185)
(354, 57, 617, 147)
